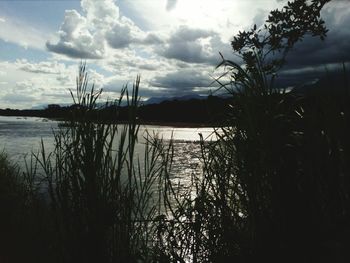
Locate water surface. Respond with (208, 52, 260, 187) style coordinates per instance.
(0, 116, 216, 181)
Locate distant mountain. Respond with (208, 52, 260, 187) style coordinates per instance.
(144, 94, 207, 105)
(31, 104, 48, 110)
(31, 103, 72, 110)
(29, 93, 231, 111)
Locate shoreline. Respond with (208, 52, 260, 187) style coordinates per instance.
(0, 114, 218, 129)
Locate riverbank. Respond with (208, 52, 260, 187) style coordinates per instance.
(0, 112, 219, 128)
(0, 95, 230, 128)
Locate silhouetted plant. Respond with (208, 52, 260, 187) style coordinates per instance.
(35, 63, 170, 263)
(0, 152, 54, 263)
(154, 0, 350, 262)
(231, 0, 330, 75)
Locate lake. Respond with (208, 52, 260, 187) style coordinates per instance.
(0, 116, 217, 184)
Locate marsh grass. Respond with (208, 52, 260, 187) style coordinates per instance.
(0, 151, 55, 263)
(151, 55, 350, 262)
(33, 63, 175, 263)
(1, 57, 350, 263)
(1, 47, 350, 263)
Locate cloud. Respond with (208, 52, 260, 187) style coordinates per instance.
(47, 0, 152, 58)
(166, 0, 177, 11)
(150, 68, 213, 95)
(4, 0, 349, 108)
(81, 0, 120, 26)
(46, 41, 104, 59)
(56, 75, 72, 86)
(100, 75, 130, 97)
(0, 15, 48, 50)
(46, 9, 105, 59)
(211, 1, 350, 88)
(15, 59, 66, 74)
(158, 26, 221, 64)
(104, 15, 148, 50)
(138, 33, 164, 46)
(0, 59, 79, 109)
(15, 80, 35, 91)
(100, 63, 216, 98)
(46, 0, 232, 68)
(2, 93, 36, 103)
(271, 1, 350, 85)
(171, 26, 213, 42)
(253, 8, 268, 28)
(105, 22, 133, 49)
(277, 62, 350, 88)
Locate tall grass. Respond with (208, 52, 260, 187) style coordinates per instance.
(1, 61, 349, 262)
(152, 54, 350, 262)
(34, 63, 171, 263)
(0, 152, 55, 263)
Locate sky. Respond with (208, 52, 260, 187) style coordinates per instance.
(0, 0, 349, 109)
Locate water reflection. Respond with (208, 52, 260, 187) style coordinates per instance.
(0, 116, 58, 163)
(0, 116, 216, 181)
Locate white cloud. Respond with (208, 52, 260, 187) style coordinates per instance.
(47, 0, 150, 58)
(81, 0, 120, 27)
(2, 0, 348, 108)
(15, 59, 67, 74)
(46, 9, 105, 59)
(0, 60, 78, 109)
(0, 15, 49, 50)
(124, 0, 281, 41)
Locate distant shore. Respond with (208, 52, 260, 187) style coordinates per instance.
(0, 113, 217, 128)
(0, 96, 230, 128)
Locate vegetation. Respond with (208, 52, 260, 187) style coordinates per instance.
(0, 96, 231, 126)
(1, 0, 350, 262)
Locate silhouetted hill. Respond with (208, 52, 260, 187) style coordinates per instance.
(0, 96, 231, 126)
(144, 94, 207, 105)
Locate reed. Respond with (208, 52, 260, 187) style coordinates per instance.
(1, 1, 349, 262)
(34, 63, 171, 263)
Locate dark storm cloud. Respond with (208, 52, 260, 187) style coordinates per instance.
(105, 23, 133, 49)
(262, 1, 350, 70)
(284, 14, 350, 69)
(141, 33, 164, 45)
(138, 87, 173, 98)
(158, 26, 220, 64)
(277, 63, 350, 90)
(161, 42, 211, 64)
(149, 69, 215, 94)
(137, 86, 198, 99)
(285, 38, 350, 67)
(263, 2, 350, 86)
(46, 41, 103, 59)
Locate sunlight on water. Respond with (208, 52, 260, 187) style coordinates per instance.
(0, 116, 217, 181)
(0, 116, 58, 163)
(138, 125, 217, 142)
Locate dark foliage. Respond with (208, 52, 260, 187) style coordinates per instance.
(231, 0, 330, 74)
